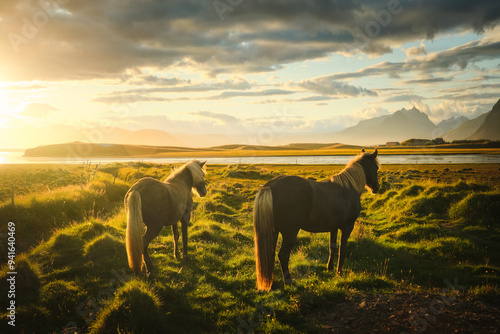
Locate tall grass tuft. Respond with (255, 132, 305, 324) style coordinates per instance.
(0, 175, 129, 254)
(0, 255, 41, 305)
(40, 279, 85, 327)
(90, 279, 166, 334)
(449, 192, 500, 227)
(84, 233, 126, 269)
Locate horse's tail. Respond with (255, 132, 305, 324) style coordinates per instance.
(125, 191, 144, 275)
(253, 186, 275, 291)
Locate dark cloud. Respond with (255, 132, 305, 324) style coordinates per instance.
(0, 0, 498, 80)
(325, 39, 500, 80)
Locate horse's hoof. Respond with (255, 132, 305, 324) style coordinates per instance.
(284, 278, 293, 285)
(174, 253, 180, 260)
(183, 255, 190, 262)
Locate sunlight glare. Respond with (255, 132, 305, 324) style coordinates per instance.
(0, 88, 8, 115)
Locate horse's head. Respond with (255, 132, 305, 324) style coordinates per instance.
(192, 160, 207, 197)
(360, 148, 380, 193)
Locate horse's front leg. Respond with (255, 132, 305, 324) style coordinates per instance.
(180, 209, 191, 260)
(337, 225, 353, 275)
(172, 224, 180, 260)
(327, 229, 338, 271)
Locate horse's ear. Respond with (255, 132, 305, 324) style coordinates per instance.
(361, 148, 365, 153)
(199, 160, 206, 168)
(372, 148, 378, 158)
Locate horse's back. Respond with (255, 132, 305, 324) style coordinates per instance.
(126, 177, 174, 226)
(308, 182, 361, 231)
(264, 175, 361, 233)
(264, 175, 313, 232)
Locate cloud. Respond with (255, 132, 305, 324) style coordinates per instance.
(403, 77, 452, 85)
(22, 103, 58, 117)
(189, 111, 239, 124)
(383, 94, 426, 103)
(294, 96, 333, 102)
(4, 84, 47, 91)
(405, 43, 427, 57)
(352, 106, 389, 120)
(0, 0, 498, 81)
(326, 39, 500, 81)
(123, 74, 191, 86)
(297, 77, 378, 97)
(91, 78, 252, 103)
(470, 75, 500, 81)
(91, 94, 187, 104)
(433, 92, 499, 101)
(206, 89, 294, 100)
(326, 62, 403, 80)
(419, 39, 500, 71)
(410, 100, 486, 122)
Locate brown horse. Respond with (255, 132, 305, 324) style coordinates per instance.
(254, 149, 380, 291)
(125, 160, 207, 275)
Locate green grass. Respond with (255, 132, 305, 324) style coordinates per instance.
(0, 162, 499, 333)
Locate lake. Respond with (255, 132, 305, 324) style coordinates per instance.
(1, 150, 499, 165)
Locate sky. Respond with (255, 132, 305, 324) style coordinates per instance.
(0, 0, 499, 148)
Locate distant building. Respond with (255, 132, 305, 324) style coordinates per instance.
(385, 141, 400, 146)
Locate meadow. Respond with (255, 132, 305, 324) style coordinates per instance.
(1, 161, 499, 333)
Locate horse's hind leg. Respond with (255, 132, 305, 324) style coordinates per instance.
(278, 231, 298, 285)
(143, 223, 162, 274)
(327, 230, 338, 271)
(337, 225, 353, 275)
(172, 224, 180, 260)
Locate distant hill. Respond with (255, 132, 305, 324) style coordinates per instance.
(334, 107, 439, 145)
(24, 142, 203, 157)
(468, 99, 500, 141)
(102, 128, 187, 147)
(23, 142, 365, 158)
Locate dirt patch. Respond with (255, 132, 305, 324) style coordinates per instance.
(304, 291, 499, 333)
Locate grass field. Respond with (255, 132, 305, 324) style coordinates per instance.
(1, 162, 499, 333)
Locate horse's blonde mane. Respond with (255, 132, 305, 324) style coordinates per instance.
(166, 159, 206, 185)
(330, 153, 378, 194)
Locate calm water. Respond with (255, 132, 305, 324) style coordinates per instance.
(1, 150, 499, 165)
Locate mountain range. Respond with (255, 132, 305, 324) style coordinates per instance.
(452, 98, 500, 141)
(332, 107, 441, 145)
(3, 99, 499, 150)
